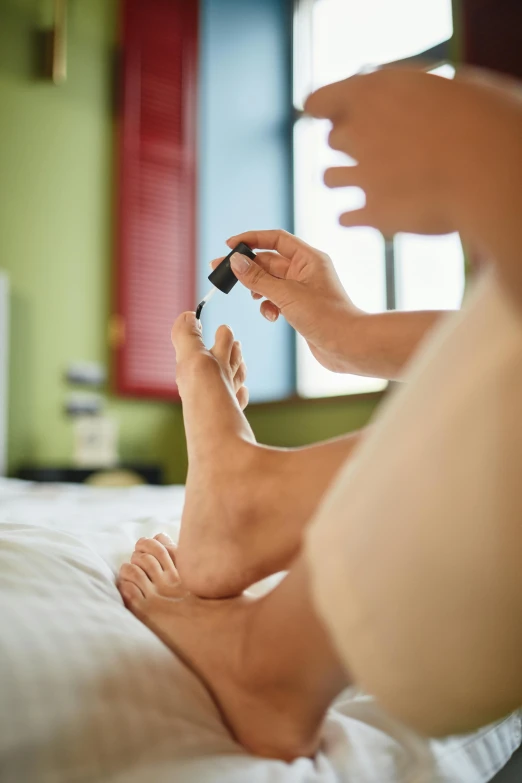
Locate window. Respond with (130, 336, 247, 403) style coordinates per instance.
(113, 0, 295, 405)
(294, 0, 465, 398)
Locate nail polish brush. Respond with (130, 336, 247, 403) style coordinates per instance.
(196, 242, 256, 320)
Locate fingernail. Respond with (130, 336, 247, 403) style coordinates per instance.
(230, 253, 250, 274)
(265, 310, 277, 322)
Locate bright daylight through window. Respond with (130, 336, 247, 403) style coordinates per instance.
(294, 0, 465, 398)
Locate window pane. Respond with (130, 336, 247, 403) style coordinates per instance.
(295, 117, 387, 396)
(312, 0, 453, 91)
(294, 0, 456, 398)
(395, 233, 465, 311)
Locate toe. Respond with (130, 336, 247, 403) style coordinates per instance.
(230, 341, 243, 375)
(154, 532, 174, 544)
(236, 385, 249, 411)
(233, 360, 247, 393)
(118, 579, 145, 609)
(171, 312, 205, 363)
(154, 533, 178, 559)
(135, 537, 177, 572)
(130, 551, 164, 583)
(211, 324, 234, 365)
(118, 562, 153, 597)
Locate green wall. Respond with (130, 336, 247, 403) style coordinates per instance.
(0, 0, 187, 481)
(0, 0, 378, 483)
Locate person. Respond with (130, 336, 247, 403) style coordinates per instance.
(117, 67, 522, 760)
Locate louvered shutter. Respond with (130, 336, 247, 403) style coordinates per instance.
(113, 0, 198, 398)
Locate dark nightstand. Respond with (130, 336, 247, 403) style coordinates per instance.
(18, 465, 163, 486)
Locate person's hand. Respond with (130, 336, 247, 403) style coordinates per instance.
(305, 67, 522, 239)
(210, 230, 364, 373)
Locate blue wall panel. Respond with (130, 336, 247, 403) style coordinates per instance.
(198, 0, 294, 401)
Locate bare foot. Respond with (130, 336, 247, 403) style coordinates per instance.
(118, 536, 346, 760)
(172, 314, 301, 598)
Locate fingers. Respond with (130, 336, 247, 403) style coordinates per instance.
(171, 312, 204, 363)
(229, 252, 289, 306)
(210, 256, 226, 270)
(250, 293, 281, 321)
(338, 207, 374, 229)
(328, 123, 358, 154)
(260, 300, 280, 322)
(253, 251, 291, 279)
(226, 229, 312, 262)
(324, 165, 363, 189)
(304, 74, 362, 120)
(211, 250, 290, 279)
(211, 324, 235, 364)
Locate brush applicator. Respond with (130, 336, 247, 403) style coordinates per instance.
(196, 242, 257, 319)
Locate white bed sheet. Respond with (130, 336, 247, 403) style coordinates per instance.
(0, 478, 520, 783)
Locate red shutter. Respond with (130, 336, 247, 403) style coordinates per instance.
(113, 0, 198, 399)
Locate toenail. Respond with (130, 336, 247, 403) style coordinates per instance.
(184, 312, 199, 329)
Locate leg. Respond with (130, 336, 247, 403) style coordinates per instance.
(172, 312, 363, 598)
(118, 542, 349, 760)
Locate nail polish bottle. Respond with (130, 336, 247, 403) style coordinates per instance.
(196, 242, 256, 319)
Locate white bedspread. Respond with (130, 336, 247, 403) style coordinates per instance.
(0, 478, 520, 783)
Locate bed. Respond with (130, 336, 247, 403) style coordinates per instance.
(0, 478, 520, 783)
(0, 271, 9, 478)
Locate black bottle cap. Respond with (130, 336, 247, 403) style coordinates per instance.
(208, 242, 257, 294)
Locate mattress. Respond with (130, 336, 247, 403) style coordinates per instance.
(0, 478, 520, 783)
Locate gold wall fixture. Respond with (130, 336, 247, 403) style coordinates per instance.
(50, 0, 68, 84)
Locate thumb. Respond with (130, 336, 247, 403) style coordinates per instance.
(230, 252, 287, 307)
(171, 312, 204, 363)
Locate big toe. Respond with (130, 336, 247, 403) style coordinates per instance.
(171, 312, 205, 363)
(134, 536, 178, 575)
(154, 532, 175, 546)
(154, 533, 178, 563)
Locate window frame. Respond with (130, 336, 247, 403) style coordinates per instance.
(290, 0, 456, 402)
